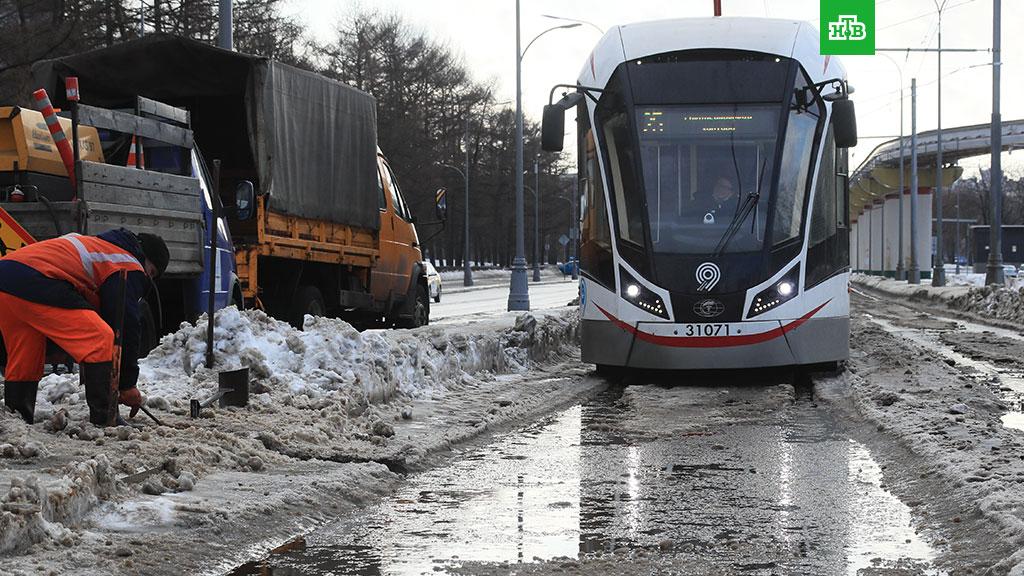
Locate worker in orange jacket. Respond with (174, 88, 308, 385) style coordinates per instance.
(0, 228, 169, 425)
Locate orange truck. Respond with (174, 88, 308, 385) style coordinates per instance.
(34, 36, 441, 329)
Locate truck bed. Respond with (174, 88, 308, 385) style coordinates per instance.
(234, 196, 378, 300)
(1, 161, 203, 276)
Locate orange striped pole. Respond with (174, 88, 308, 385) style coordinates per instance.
(32, 89, 76, 193)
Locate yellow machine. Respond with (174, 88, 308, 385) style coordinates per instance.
(0, 106, 103, 199)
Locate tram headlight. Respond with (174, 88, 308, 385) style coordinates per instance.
(619, 268, 670, 319)
(747, 266, 800, 318)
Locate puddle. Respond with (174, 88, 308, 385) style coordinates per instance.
(229, 389, 942, 575)
(864, 313, 1024, 431)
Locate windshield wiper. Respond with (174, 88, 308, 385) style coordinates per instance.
(713, 158, 768, 257)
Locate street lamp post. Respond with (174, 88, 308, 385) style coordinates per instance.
(533, 156, 541, 282)
(509, 1, 580, 311)
(463, 114, 472, 287)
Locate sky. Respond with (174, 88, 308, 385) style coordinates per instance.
(284, 0, 1023, 177)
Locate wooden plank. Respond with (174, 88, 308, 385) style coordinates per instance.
(87, 201, 200, 224)
(136, 96, 189, 126)
(88, 218, 201, 242)
(80, 183, 199, 213)
(76, 105, 193, 149)
(79, 162, 200, 196)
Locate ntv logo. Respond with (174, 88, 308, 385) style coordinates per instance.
(828, 15, 867, 41)
(827, 14, 868, 41)
(820, 0, 873, 55)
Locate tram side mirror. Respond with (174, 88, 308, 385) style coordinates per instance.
(542, 92, 586, 152)
(234, 181, 255, 221)
(542, 105, 566, 152)
(831, 98, 858, 148)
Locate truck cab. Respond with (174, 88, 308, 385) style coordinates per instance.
(373, 150, 427, 326)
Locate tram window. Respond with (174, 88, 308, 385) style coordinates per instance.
(772, 111, 818, 244)
(603, 113, 645, 245)
(581, 126, 616, 289)
(810, 127, 837, 246)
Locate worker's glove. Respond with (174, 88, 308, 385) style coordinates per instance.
(118, 387, 143, 418)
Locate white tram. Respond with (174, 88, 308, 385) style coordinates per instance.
(542, 18, 857, 371)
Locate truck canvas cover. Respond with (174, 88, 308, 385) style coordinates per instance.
(32, 35, 380, 230)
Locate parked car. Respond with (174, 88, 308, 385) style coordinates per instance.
(1004, 264, 1018, 278)
(424, 261, 442, 302)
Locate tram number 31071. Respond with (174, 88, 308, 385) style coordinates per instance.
(682, 324, 731, 337)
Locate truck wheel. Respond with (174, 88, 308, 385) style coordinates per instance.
(140, 299, 159, 357)
(290, 286, 325, 329)
(397, 284, 429, 329)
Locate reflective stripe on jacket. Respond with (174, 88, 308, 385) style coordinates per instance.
(2, 233, 144, 309)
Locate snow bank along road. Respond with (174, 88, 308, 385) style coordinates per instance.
(230, 288, 1024, 575)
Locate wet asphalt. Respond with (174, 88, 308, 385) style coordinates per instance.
(229, 375, 943, 576)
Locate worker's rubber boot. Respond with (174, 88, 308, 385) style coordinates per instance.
(82, 361, 113, 427)
(3, 381, 38, 424)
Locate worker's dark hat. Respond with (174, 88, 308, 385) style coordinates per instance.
(138, 233, 170, 277)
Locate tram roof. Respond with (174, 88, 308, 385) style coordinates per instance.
(579, 17, 846, 89)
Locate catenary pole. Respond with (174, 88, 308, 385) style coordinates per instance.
(985, 0, 1004, 285)
(909, 78, 920, 284)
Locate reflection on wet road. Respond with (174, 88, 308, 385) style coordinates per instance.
(230, 384, 943, 575)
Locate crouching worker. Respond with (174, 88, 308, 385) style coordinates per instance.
(0, 229, 169, 425)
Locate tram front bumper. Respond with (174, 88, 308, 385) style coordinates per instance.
(580, 315, 849, 370)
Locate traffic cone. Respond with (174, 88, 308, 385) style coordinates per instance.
(126, 136, 144, 169)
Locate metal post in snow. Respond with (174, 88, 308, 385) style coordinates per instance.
(206, 160, 220, 369)
(909, 78, 920, 284)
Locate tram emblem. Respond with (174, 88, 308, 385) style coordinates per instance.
(693, 299, 725, 318)
(695, 262, 721, 292)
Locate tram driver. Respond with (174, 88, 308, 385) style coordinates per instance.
(700, 175, 740, 225)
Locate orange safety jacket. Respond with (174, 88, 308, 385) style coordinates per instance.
(3, 233, 143, 309)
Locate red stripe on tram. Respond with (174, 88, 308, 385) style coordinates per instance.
(596, 299, 832, 348)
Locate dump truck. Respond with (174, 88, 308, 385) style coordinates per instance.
(31, 35, 439, 330)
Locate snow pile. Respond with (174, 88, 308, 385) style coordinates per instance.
(946, 272, 986, 287)
(138, 307, 577, 408)
(948, 285, 1024, 323)
(0, 451, 120, 554)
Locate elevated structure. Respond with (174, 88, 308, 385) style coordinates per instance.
(849, 119, 1024, 276)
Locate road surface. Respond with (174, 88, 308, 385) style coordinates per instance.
(228, 287, 1024, 575)
(432, 278, 578, 324)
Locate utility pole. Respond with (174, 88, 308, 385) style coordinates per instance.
(463, 114, 473, 287)
(932, 0, 947, 287)
(218, 0, 232, 50)
(985, 0, 1004, 285)
(909, 78, 920, 284)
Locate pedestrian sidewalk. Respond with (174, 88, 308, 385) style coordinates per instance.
(850, 274, 972, 305)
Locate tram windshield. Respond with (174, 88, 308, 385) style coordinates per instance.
(635, 105, 778, 254)
(593, 52, 824, 266)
